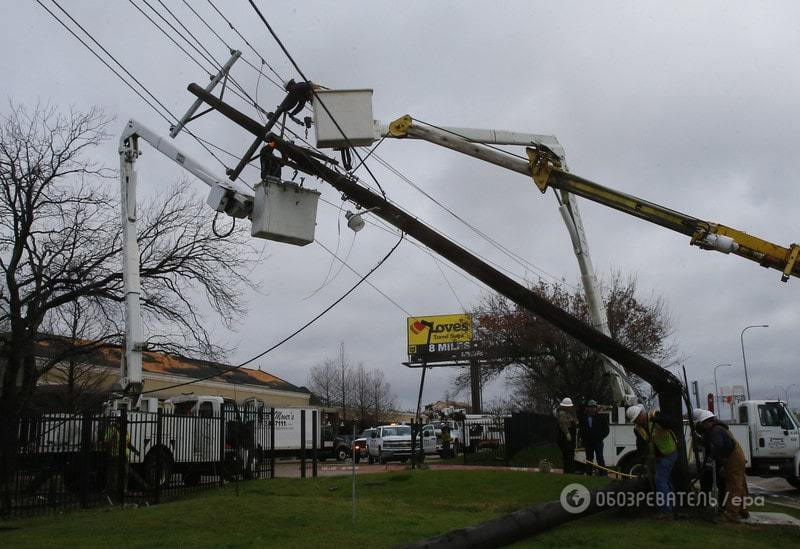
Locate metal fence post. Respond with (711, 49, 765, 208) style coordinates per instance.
(411, 420, 417, 470)
(300, 410, 306, 479)
(79, 412, 92, 508)
(117, 409, 128, 503)
(312, 410, 318, 478)
(155, 409, 163, 503)
(462, 420, 467, 465)
(269, 408, 275, 479)
(504, 417, 512, 466)
(219, 412, 225, 487)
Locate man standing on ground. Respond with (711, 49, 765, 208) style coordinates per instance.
(627, 404, 679, 516)
(693, 408, 749, 522)
(580, 400, 610, 475)
(557, 398, 578, 474)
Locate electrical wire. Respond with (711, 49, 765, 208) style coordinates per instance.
(432, 255, 467, 311)
(314, 238, 410, 316)
(40, 0, 230, 171)
(368, 151, 578, 291)
(206, 0, 286, 83)
(141, 231, 405, 394)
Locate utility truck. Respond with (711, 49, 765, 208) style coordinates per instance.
(576, 400, 800, 486)
(367, 424, 436, 463)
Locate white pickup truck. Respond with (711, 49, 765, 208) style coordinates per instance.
(576, 400, 800, 486)
(367, 424, 436, 464)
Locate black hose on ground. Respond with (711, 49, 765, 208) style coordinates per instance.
(398, 477, 649, 549)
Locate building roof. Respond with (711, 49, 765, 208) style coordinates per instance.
(32, 336, 310, 395)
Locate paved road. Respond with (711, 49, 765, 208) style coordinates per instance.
(748, 476, 800, 507)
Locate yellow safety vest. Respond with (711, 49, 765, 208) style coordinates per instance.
(635, 414, 677, 457)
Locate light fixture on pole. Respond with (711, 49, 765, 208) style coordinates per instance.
(713, 363, 732, 417)
(344, 207, 380, 233)
(741, 324, 769, 400)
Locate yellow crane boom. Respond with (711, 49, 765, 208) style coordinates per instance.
(526, 146, 800, 282)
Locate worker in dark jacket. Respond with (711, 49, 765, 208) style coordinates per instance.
(580, 400, 610, 475)
(693, 408, 749, 521)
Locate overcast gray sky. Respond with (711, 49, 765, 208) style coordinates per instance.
(3, 1, 798, 414)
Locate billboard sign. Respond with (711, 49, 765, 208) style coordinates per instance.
(407, 314, 473, 363)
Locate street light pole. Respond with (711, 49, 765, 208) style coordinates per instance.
(741, 325, 769, 400)
(783, 384, 798, 407)
(713, 363, 732, 418)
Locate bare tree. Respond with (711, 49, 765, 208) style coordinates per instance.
(334, 343, 353, 421)
(351, 363, 371, 424)
(38, 299, 117, 412)
(369, 368, 396, 425)
(459, 274, 677, 412)
(307, 359, 337, 407)
(0, 102, 259, 418)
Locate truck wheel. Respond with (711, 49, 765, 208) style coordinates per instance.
(337, 447, 348, 461)
(244, 453, 261, 480)
(144, 448, 173, 489)
(787, 477, 800, 490)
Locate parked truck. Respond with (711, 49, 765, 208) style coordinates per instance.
(367, 424, 436, 464)
(576, 400, 800, 486)
(32, 394, 321, 489)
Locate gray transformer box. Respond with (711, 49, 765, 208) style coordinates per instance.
(250, 178, 320, 246)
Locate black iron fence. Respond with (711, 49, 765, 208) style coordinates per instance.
(460, 416, 511, 465)
(0, 407, 322, 517)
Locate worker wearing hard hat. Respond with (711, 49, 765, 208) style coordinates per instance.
(580, 400, 610, 476)
(692, 408, 749, 522)
(626, 404, 679, 515)
(557, 397, 578, 474)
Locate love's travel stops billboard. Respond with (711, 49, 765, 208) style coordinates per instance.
(407, 314, 473, 363)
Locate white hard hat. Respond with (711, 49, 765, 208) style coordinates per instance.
(559, 397, 574, 407)
(625, 404, 644, 422)
(692, 408, 715, 423)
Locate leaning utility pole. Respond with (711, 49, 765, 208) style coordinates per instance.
(185, 83, 690, 489)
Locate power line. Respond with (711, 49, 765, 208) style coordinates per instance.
(141, 231, 405, 394)
(35, 0, 173, 126)
(205, 0, 286, 84)
(41, 0, 230, 170)
(368, 151, 578, 291)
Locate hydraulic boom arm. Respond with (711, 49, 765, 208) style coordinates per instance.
(385, 115, 800, 282)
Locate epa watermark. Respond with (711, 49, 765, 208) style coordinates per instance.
(559, 483, 765, 514)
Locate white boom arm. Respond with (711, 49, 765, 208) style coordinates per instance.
(117, 119, 254, 394)
(378, 117, 636, 405)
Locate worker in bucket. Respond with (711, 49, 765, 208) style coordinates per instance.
(692, 408, 749, 522)
(557, 398, 578, 473)
(626, 404, 679, 515)
(580, 400, 610, 475)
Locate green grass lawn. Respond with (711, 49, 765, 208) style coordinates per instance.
(438, 444, 564, 468)
(2, 470, 799, 548)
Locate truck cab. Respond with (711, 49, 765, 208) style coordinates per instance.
(738, 400, 800, 480)
(367, 424, 435, 464)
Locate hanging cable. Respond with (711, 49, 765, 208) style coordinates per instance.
(211, 212, 236, 238)
(140, 232, 405, 394)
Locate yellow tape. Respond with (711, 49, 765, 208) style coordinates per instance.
(575, 459, 637, 479)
